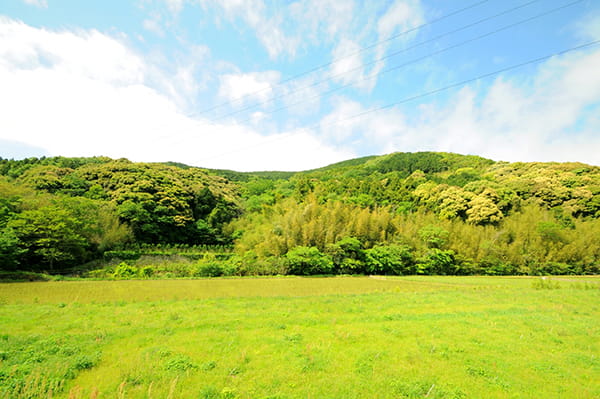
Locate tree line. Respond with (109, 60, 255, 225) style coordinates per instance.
(0, 152, 598, 276)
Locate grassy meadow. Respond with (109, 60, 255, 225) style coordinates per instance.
(1, 276, 599, 398)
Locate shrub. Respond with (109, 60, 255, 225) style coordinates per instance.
(196, 262, 225, 278)
(417, 249, 459, 275)
(536, 262, 579, 275)
(326, 237, 366, 274)
(285, 246, 334, 275)
(139, 266, 154, 278)
(73, 353, 100, 370)
(112, 262, 138, 279)
(478, 257, 517, 275)
(365, 244, 414, 275)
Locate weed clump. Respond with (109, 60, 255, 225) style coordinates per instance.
(164, 354, 197, 373)
(532, 278, 561, 289)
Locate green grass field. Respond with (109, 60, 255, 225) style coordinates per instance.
(1, 276, 599, 398)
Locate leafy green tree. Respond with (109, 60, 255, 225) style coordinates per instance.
(293, 176, 314, 200)
(437, 186, 472, 220)
(325, 237, 366, 274)
(0, 227, 25, 270)
(7, 207, 88, 270)
(466, 195, 503, 225)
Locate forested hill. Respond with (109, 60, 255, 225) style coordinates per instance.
(0, 157, 241, 271)
(1, 152, 599, 275)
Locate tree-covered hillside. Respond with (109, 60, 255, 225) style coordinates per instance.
(1, 152, 598, 276)
(0, 157, 240, 272)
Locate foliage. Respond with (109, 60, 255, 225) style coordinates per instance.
(417, 249, 460, 275)
(285, 246, 334, 275)
(112, 262, 139, 279)
(364, 244, 415, 275)
(1, 153, 599, 275)
(196, 261, 226, 278)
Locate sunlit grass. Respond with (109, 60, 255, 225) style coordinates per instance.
(0, 276, 454, 305)
(1, 276, 599, 398)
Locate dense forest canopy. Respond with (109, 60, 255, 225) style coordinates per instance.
(1, 152, 598, 276)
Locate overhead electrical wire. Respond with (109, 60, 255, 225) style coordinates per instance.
(324, 40, 600, 129)
(210, 0, 545, 122)
(195, 0, 494, 115)
(228, 0, 583, 126)
(197, 39, 600, 166)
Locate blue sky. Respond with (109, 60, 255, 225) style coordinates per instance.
(1, 0, 599, 170)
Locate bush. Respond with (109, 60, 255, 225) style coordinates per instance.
(418, 225, 449, 249)
(139, 266, 154, 278)
(536, 262, 579, 275)
(478, 257, 517, 275)
(326, 237, 366, 274)
(417, 249, 459, 275)
(236, 256, 287, 276)
(196, 262, 225, 277)
(112, 262, 138, 279)
(285, 247, 334, 275)
(365, 244, 414, 275)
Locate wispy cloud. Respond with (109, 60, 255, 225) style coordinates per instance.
(575, 10, 600, 42)
(22, 0, 47, 8)
(203, 0, 300, 60)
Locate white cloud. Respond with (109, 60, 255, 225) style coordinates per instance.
(218, 71, 280, 106)
(377, 0, 422, 40)
(0, 17, 349, 171)
(22, 0, 47, 8)
(327, 0, 424, 91)
(330, 39, 367, 88)
(313, 45, 600, 166)
(203, 0, 299, 60)
(352, 48, 600, 165)
(190, 128, 354, 171)
(319, 96, 407, 154)
(288, 0, 355, 43)
(0, 17, 145, 85)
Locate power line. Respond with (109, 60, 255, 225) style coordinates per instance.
(195, 0, 494, 116)
(197, 39, 600, 166)
(329, 40, 600, 127)
(211, 0, 544, 122)
(228, 0, 583, 126)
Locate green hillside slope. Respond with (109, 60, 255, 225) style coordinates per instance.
(1, 152, 598, 276)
